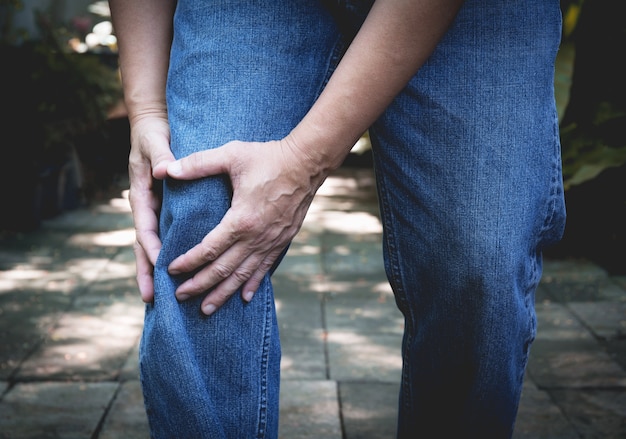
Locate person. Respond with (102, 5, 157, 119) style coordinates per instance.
(109, 0, 566, 437)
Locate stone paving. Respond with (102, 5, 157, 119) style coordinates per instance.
(0, 166, 625, 438)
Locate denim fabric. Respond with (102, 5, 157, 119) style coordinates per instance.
(139, 0, 566, 438)
(370, 2, 565, 437)
(141, 2, 341, 438)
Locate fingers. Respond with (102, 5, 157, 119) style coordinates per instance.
(130, 187, 162, 263)
(167, 144, 231, 180)
(130, 118, 174, 179)
(172, 242, 283, 316)
(130, 185, 161, 303)
(134, 241, 155, 303)
(127, 117, 171, 302)
(163, 139, 311, 316)
(176, 251, 262, 315)
(239, 256, 279, 300)
(200, 257, 277, 316)
(168, 222, 234, 276)
(141, 131, 175, 178)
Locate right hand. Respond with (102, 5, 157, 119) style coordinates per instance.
(166, 136, 329, 315)
(127, 114, 175, 303)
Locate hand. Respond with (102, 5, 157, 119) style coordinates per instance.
(167, 136, 327, 315)
(127, 115, 175, 303)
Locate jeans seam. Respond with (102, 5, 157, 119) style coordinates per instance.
(536, 112, 566, 249)
(256, 285, 273, 438)
(371, 154, 414, 420)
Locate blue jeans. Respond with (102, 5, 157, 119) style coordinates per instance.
(140, 0, 566, 437)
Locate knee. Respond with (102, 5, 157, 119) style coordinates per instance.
(158, 177, 231, 262)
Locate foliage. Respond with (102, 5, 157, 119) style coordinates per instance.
(558, 0, 626, 190)
(561, 104, 626, 190)
(1, 3, 122, 168)
(0, 1, 123, 230)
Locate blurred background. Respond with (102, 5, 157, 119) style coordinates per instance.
(0, 0, 624, 274)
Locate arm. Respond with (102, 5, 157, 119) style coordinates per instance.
(289, 0, 463, 172)
(167, 0, 465, 314)
(109, 0, 177, 302)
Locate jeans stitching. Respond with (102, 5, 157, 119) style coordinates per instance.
(537, 111, 566, 249)
(256, 284, 273, 438)
(370, 146, 414, 425)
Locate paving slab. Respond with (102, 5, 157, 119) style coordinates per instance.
(119, 341, 141, 382)
(16, 301, 143, 381)
(541, 265, 625, 303)
(529, 339, 626, 389)
(0, 381, 118, 439)
(514, 380, 580, 439)
(604, 339, 626, 370)
(273, 274, 326, 332)
(542, 259, 609, 283)
(275, 234, 324, 277)
(548, 389, 626, 439)
(280, 329, 328, 380)
(531, 302, 626, 388)
(99, 380, 150, 439)
(43, 197, 133, 233)
(535, 283, 555, 305)
(325, 289, 404, 336)
(324, 273, 394, 298)
(327, 331, 402, 382)
(321, 232, 385, 276)
(339, 381, 399, 439)
(568, 301, 626, 340)
(279, 380, 342, 439)
(0, 289, 72, 380)
(274, 274, 328, 380)
(536, 302, 597, 341)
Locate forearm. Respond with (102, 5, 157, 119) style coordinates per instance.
(109, 0, 176, 123)
(290, 0, 464, 170)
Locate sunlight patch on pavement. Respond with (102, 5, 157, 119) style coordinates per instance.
(327, 331, 402, 370)
(67, 229, 135, 247)
(94, 260, 136, 280)
(0, 267, 49, 280)
(107, 191, 131, 212)
(304, 210, 382, 234)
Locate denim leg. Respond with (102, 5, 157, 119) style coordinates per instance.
(369, 1, 566, 437)
(139, 2, 341, 438)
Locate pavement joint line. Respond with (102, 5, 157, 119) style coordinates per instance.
(4, 246, 127, 385)
(2, 168, 626, 438)
(92, 381, 124, 439)
(320, 291, 332, 381)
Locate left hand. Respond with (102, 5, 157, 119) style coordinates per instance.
(167, 136, 328, 315)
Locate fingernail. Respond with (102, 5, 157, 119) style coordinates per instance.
(177, 293, 190, 301)
(243, 291, 255, 302)
(168, 161, 182, 176)
(202, 304, 216, 315)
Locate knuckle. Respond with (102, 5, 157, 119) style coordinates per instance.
(231, 267, 254, 284)
(212, 262, 234, 279)
(198, 241, 218, 262)
(232, 212, 261, 235)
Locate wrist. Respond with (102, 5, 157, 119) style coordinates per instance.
(125, 99, 168, 127)
(286, 118, 360, 175)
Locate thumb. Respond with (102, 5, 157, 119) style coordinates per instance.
(147, 136, 176, 180)
(167, 144, 231, 180)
